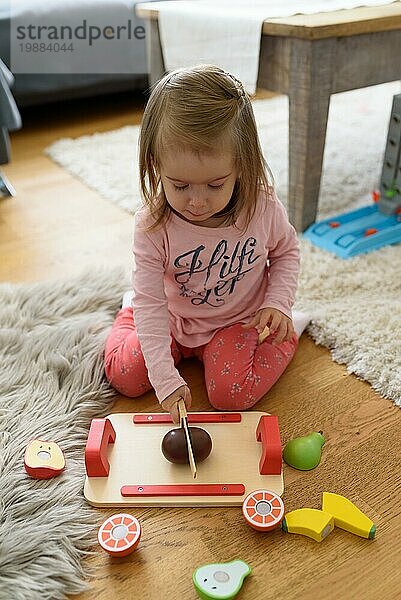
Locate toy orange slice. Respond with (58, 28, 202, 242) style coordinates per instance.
(98, 513, 141, 557)
(242, 489, 285, 532)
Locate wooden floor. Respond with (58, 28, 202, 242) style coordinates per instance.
(1, 89, 400, 600)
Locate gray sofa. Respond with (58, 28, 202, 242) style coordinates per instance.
(0, 0, 164, 107)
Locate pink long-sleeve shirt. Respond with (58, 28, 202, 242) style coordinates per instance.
(131, 189, 300, 403)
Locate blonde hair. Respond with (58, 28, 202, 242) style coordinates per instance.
(138, 64, 274, 232)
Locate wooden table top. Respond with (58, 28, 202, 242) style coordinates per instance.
(136, 1, 401, 39)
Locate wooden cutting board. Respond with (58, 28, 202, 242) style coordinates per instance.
(84, 411, 283, 507)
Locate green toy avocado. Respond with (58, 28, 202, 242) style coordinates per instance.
(193, 560, 251, 600)
(283, 431, 325, 470)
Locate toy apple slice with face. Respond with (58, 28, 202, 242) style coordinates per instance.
(24, 439, 65, 479)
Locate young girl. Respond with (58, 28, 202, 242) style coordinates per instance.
(104, 64, 310, 424)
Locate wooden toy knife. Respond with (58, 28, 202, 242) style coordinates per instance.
(178, 398, 197, 479)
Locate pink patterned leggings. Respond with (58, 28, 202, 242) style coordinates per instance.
(104, 307, 298, 410)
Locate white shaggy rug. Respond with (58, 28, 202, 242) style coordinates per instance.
(45, 81, 401, 407)
(0, 268, 129, 600)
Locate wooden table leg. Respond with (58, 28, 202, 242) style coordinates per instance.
(288, 38, 335, 231)
(144, 18, 167, 90)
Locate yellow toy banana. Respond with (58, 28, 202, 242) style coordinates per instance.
(322, 492, 376, 539)
(282, 508, 334, 542)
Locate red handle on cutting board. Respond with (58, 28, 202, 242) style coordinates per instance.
(121, 484, 245, 497)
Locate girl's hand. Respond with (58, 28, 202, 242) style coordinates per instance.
(242, 307, 295, 346)
(161, 385, 192, 424)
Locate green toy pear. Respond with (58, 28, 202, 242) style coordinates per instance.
(283, 431, 325, 470)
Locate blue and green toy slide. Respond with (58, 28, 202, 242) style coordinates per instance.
(304, 93, 401, 259)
